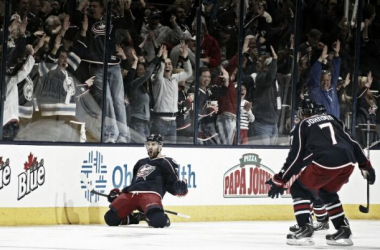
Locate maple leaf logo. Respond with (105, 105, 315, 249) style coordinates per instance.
(24, 153, 38, 171)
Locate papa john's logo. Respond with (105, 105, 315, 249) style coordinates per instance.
(223, 153, 296, 198)
(18, 153, 46, 200)
(223, 153, 275, 198)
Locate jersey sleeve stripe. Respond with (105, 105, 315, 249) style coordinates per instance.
(283, 120, 306, 178)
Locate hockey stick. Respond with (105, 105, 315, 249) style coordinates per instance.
(359, 115, 371, 213)
(79, 173, 191, 219)
(364, 139, 380, 151)
(359, 180, 370, 213)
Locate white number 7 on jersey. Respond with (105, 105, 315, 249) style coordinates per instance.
(319, 122, 337, 145)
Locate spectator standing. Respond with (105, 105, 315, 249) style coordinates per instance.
(203, 0, 219, 21)
(140, 10, 183, 62)
(234, 84, 254, 144)
(170, 30, 199, 83)
(250, 46, 280, 145)
(73, 0, 133, 143)
(3, 48, 35, 141)
(356, 71, 378, 147)
(195, 67, 220, 145)
(150, 43, 192, 143)
(175, 68, 193, 143)
(191, 16, 221, 70)
(128, 50, 160, 143)
(298, 29, 324, 69)
(212, 66, 237, 145)
(308, 41, 341, 118)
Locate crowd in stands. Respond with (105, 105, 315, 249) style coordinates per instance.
(1, 0, 380, 147)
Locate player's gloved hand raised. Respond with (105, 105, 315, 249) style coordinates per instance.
(359, 161, 376, 185)
(107, 188, 120, 203)
(174, 180, 188, 196)
(265, 174, 287, 199)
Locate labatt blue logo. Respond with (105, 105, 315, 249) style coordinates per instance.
(0, 157, 11, 190)
(18, 153, 46, 200)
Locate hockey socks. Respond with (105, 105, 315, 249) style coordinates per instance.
(325, 201, 353, 246)
(326, 201, 345, 230)
(292, 198, 312, 228)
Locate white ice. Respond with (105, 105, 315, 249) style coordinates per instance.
(0, 221, 379, 250)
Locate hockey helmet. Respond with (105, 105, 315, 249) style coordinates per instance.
(146, 134, 163, 144)
(298, 95, 326, 118)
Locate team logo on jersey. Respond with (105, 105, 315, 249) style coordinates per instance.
(63, 76, 75, 96)
(91, 21, 113, 38)
(0, 156, 11, 191)
(17, 153, 46, 200)
(223, 153, 275, 198)
(23, 76, 34, 101)
(137, 164, 155, 180)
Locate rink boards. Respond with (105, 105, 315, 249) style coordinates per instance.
(0, 144, 379, 225)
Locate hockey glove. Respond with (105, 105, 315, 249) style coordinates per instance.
(107, 188, 120, 203)
(174, 180, 188, 196)
(265, 174, 287, 199)
(359, 161, 376, 185)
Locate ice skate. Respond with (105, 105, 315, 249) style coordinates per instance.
(286, 223, 315, 246)
(289, 215, 313, 233)
(326, 225, 353, 246)
(289, 224, 300, 233)
(313, 219, 329, 231)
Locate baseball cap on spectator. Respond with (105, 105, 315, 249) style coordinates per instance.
(149, 10, 161, 19)
(307, 29, 322, 39)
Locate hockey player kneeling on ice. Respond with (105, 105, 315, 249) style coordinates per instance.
(265, 96, 376, 246)
(104, 134, 188, 228)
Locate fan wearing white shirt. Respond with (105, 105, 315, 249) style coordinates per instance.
(236, 84, 255, 144)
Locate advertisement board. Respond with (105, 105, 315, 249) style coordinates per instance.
(0, 145, 379, 225)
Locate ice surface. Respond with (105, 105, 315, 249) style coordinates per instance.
(0, 221, 379, 250)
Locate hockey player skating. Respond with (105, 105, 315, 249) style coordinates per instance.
(104, 134, 188, 228)
(288, 114, 330, 233)
(266, 97, 376, 246)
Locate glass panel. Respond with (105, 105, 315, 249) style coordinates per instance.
(97, 0, 130, 144)
(115, 1, 197, 144)
(0, 0, 6, 140)
(191, 0, 240, 145)
(355, 1, 380, 149)
(241, 0, 294, 145)
(0, 0, 104, 142)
